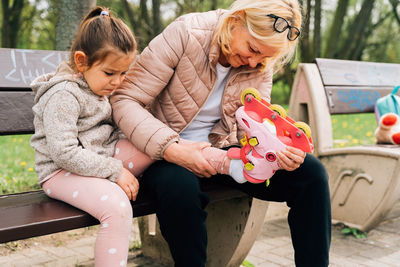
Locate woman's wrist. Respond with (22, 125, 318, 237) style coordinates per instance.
(163, 141, 180, 162)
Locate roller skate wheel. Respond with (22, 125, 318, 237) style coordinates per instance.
(293, 122, 312, 138)
(269, 104, 287, 118)
(245, 162, 254, 171)
(240, 88, 261, 105)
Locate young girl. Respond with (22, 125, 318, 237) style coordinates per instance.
(30, 7, 152, 266)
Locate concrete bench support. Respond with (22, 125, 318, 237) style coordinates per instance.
(139, 197, 268, 266)
(289, 61, 400, 231)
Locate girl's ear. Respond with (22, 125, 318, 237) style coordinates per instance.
(74, 51, 88, 72)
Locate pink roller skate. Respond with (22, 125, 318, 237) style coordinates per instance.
(228, 88, 314, 186)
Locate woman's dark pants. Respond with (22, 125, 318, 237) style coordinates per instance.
(139, 153, 331, 267)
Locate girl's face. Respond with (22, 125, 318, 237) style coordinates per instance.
(219, 23, 279, 68)
(76, 50, 135, 97)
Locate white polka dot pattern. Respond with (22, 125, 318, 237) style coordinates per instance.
(108, 248, 117, 254)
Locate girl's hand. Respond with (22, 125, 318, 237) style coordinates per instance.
(277, 146, 306, 171)
(163, 141, 217, 178)
(116, 168, 139, 200)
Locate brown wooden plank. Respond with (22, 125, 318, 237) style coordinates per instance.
(0, 182, 246, 243)
(0, 48, 68, 89)
(324, 86, 393, 114)
(315, 58, 400, 87)
(0, 91, 35, 135)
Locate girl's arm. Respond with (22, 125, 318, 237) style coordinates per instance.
(43, 90, 122, 182)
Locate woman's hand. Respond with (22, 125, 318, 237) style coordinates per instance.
(277, 146, 306, 171)
(116, 168, 139, 200)
(163, 141, 217, 178)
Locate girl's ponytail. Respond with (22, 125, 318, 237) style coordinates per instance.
(69, 6, 136, 71)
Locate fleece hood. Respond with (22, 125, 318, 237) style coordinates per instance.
(31, 61, 89, 103)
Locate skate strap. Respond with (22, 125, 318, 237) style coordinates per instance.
(227, 147, 241, 159)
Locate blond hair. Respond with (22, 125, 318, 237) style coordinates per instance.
(214, 0, 301, 72)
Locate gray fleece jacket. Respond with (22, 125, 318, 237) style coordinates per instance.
(30, 61, 123, 185)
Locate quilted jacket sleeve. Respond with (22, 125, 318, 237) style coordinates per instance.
(111, 20, 189, 160)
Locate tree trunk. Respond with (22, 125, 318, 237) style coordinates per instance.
(1, 0, 24, 48)
(313, 0, 321, 58)
(140, 0, 152, 37)
(324, 0, 350, 58)
(389, 0, 400, 26)
(55, 0, 96, 51)
(211, 0, 218, 10)
(339, 0, 376, 60)
(300, 0, 312, 62)
(152, 0, 161, 36)
(121, 0, 137, 31)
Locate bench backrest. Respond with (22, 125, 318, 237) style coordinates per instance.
(315, 58, 400, 114)
(289, 58, 400, 155)
(0, 48, 68, 135)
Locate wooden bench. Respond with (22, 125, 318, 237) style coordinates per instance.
(289, 58, 400, 232)
(0, 48, 269, 266)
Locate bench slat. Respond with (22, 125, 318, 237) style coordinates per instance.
(0, 183, 246, 243)
(315, 58, 400, 87)
(0, 48, 68, 88)
(0, 91, 35, 135)
(325, 86, 393, 114)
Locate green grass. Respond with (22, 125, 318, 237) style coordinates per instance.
(0, 135, 39, 194)
(331, 113, 377, 148)
(0, 113, 378, 194)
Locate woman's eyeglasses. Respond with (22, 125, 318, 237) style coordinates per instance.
(267, 14, 300, 41)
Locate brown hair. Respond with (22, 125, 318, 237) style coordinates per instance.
(69, 6, 136, 71)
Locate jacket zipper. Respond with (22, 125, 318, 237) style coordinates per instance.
(179, 61, 220, 133)
(179, 66, 256, 134)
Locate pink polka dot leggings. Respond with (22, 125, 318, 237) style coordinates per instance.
(42, 139, 153, 267)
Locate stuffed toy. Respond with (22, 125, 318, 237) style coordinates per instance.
(375, 113, 400, 145)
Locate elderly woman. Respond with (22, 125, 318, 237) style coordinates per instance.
(111, 0, 331, 266)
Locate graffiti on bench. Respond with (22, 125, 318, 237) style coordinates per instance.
(0, 48, 68, 88)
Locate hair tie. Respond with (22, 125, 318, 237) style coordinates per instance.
(100, 10, 109, 17)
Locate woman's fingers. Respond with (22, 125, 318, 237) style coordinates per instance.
(277, 146, 306, 171)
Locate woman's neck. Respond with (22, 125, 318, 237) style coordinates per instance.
(218, 50, 230, 67)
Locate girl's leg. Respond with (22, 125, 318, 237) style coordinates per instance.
(42, 171, 133, 267)
(201, 146, 246, 183)
(114, 139, 154, 176)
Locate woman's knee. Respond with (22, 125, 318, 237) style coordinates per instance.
(302, 155, 330, 195)
(299, 154, 328, 180)
(148, 163, 210, 211)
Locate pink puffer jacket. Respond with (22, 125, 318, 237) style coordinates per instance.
(111, 10, 273, 160)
